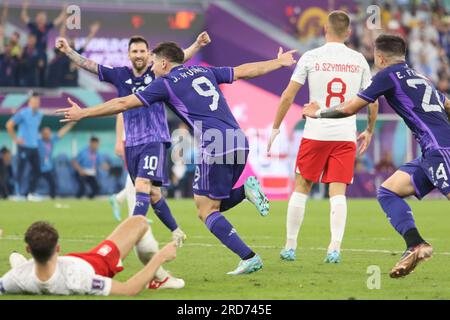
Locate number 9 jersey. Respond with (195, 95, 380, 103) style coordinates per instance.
(291, 42, 372, 142)
(136, 65, 248, 156)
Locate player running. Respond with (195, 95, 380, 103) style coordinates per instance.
(302, 34, 450, 278)
(57, 42, 297, 275)
(0, 217, 178, 296)
(267, 11, 379, 263)
(56, 33, 210, 287)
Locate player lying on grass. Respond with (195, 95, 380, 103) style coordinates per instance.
(0, 216, 178, 296)
(56, 33, 211, 289)
(302, 34, 450, 278)
(56, 42, 297, 275)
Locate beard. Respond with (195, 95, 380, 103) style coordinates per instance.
(132, 59, 147, 72)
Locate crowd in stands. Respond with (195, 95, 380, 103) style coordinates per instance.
(0, 1, 100, 88)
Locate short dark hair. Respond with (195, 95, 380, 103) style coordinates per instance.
(25, 222, 59, 264)
(327, 10, 350, 37)
(1, 146, 10, 155)
(375, 34, 406, 57)
(152, 42, 184, 64)
(128, 36, 149, 51)
(90, 136, 99, 143)
(30, 91, 40, 98)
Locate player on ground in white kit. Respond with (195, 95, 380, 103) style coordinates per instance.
(0, 217, 178, 296)
(267, 11, 379, 263)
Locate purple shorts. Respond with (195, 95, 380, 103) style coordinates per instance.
(193, 149, 249, 199)
(125, 142, 169, 187)
(399, 149, 450, 199)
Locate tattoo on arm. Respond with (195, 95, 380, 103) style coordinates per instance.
(66, 50, 98, 74)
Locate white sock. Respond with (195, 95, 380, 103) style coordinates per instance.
(285, 192, 308, 250)
(328, 195, 347, 253)
(115, 188, 127, 204)
(135, 229, 169, 280)
(125, 175, 136, 216)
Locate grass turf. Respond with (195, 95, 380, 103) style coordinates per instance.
(0, 198, 449, 300)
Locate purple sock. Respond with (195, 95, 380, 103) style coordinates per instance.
(151, 198, 178, 232)
(205, 211, 253, 259)
(220, 186, 245, 212)
(377, 186, 416, 235)
(134, 192, 150, 216)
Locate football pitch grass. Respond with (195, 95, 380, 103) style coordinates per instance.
(0, 198, 449, 300)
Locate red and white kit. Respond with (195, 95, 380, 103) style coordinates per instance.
(291, 42, 372, 183)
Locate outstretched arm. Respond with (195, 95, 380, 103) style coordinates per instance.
(57, 122, 76, 138)
(53, 4, 67, 27)
(302, 96, 370, 119)
(109, 241, 176, 296)
(21, 0, 30, 24)
(81, 22, 101, 51)
(1, 1, 8, 26)
(234, 47, 297, 80)
(56, 37, 99, 74)
(183, 31, 211, 63)
(56, 95, 143, 122)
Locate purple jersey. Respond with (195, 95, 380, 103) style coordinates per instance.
(358, 63, 450, 154)
(98, 65, 170, 147)
(136, 65, 248, 156)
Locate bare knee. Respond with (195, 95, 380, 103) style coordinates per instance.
(194, 196, 220, 222)
(294, 174, 313, 194)
(135, 178, 151, 194)
(150, 187, 162, 204)
(128, 215, 148, 235)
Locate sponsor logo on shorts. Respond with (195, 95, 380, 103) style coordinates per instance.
(97, 244, 112, 257)
(92, 278, 105, 290)
(147, 170, 155, 176)
(443, 181, 449, 189)
(228, 228, 237, 237)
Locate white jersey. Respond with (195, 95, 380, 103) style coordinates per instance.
(0, 256, 112, 296)
(291, 42, 372, 141)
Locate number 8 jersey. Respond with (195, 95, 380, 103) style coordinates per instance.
(136, 65, 248, 155)
(292, 42, 372, 141)
(358, 62, 450, 153)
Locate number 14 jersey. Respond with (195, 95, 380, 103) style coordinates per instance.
(291, 42, 372, 142)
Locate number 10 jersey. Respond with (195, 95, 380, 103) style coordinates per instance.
(291, 42, 372, 142)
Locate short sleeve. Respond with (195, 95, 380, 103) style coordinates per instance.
(11, 110, 24, 125)
(98, 65, 119, 84)
(291, 52, 311, 85)
(357, 71, 394, 103)
(76, 150, 84, 164)
(208, 67, 234, 84)
(0, 271, 22, 294)
(360, 56, 372, 90)
(85, 275, 112, 296)
(135, 78, 168, 107)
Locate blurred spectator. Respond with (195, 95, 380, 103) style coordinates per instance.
(21, 0, 67, 86)
(72, 136, 109, 199)
(5, 92, 43, 200)
(169, 122, 196, 198)
(0, 25, 19, 86)
(19, 34, 40, 86)
(375, 152, 396, 175)
(0, 146, 13, 199)
(38, 122, 76, 198)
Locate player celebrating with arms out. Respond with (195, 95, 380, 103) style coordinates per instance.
(0, 217, 178, 296)
(302, 34, 450, 278)
(57, 42, 297, 275)
(56, 32, 211, 288)
(267, 11, 379, 263)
